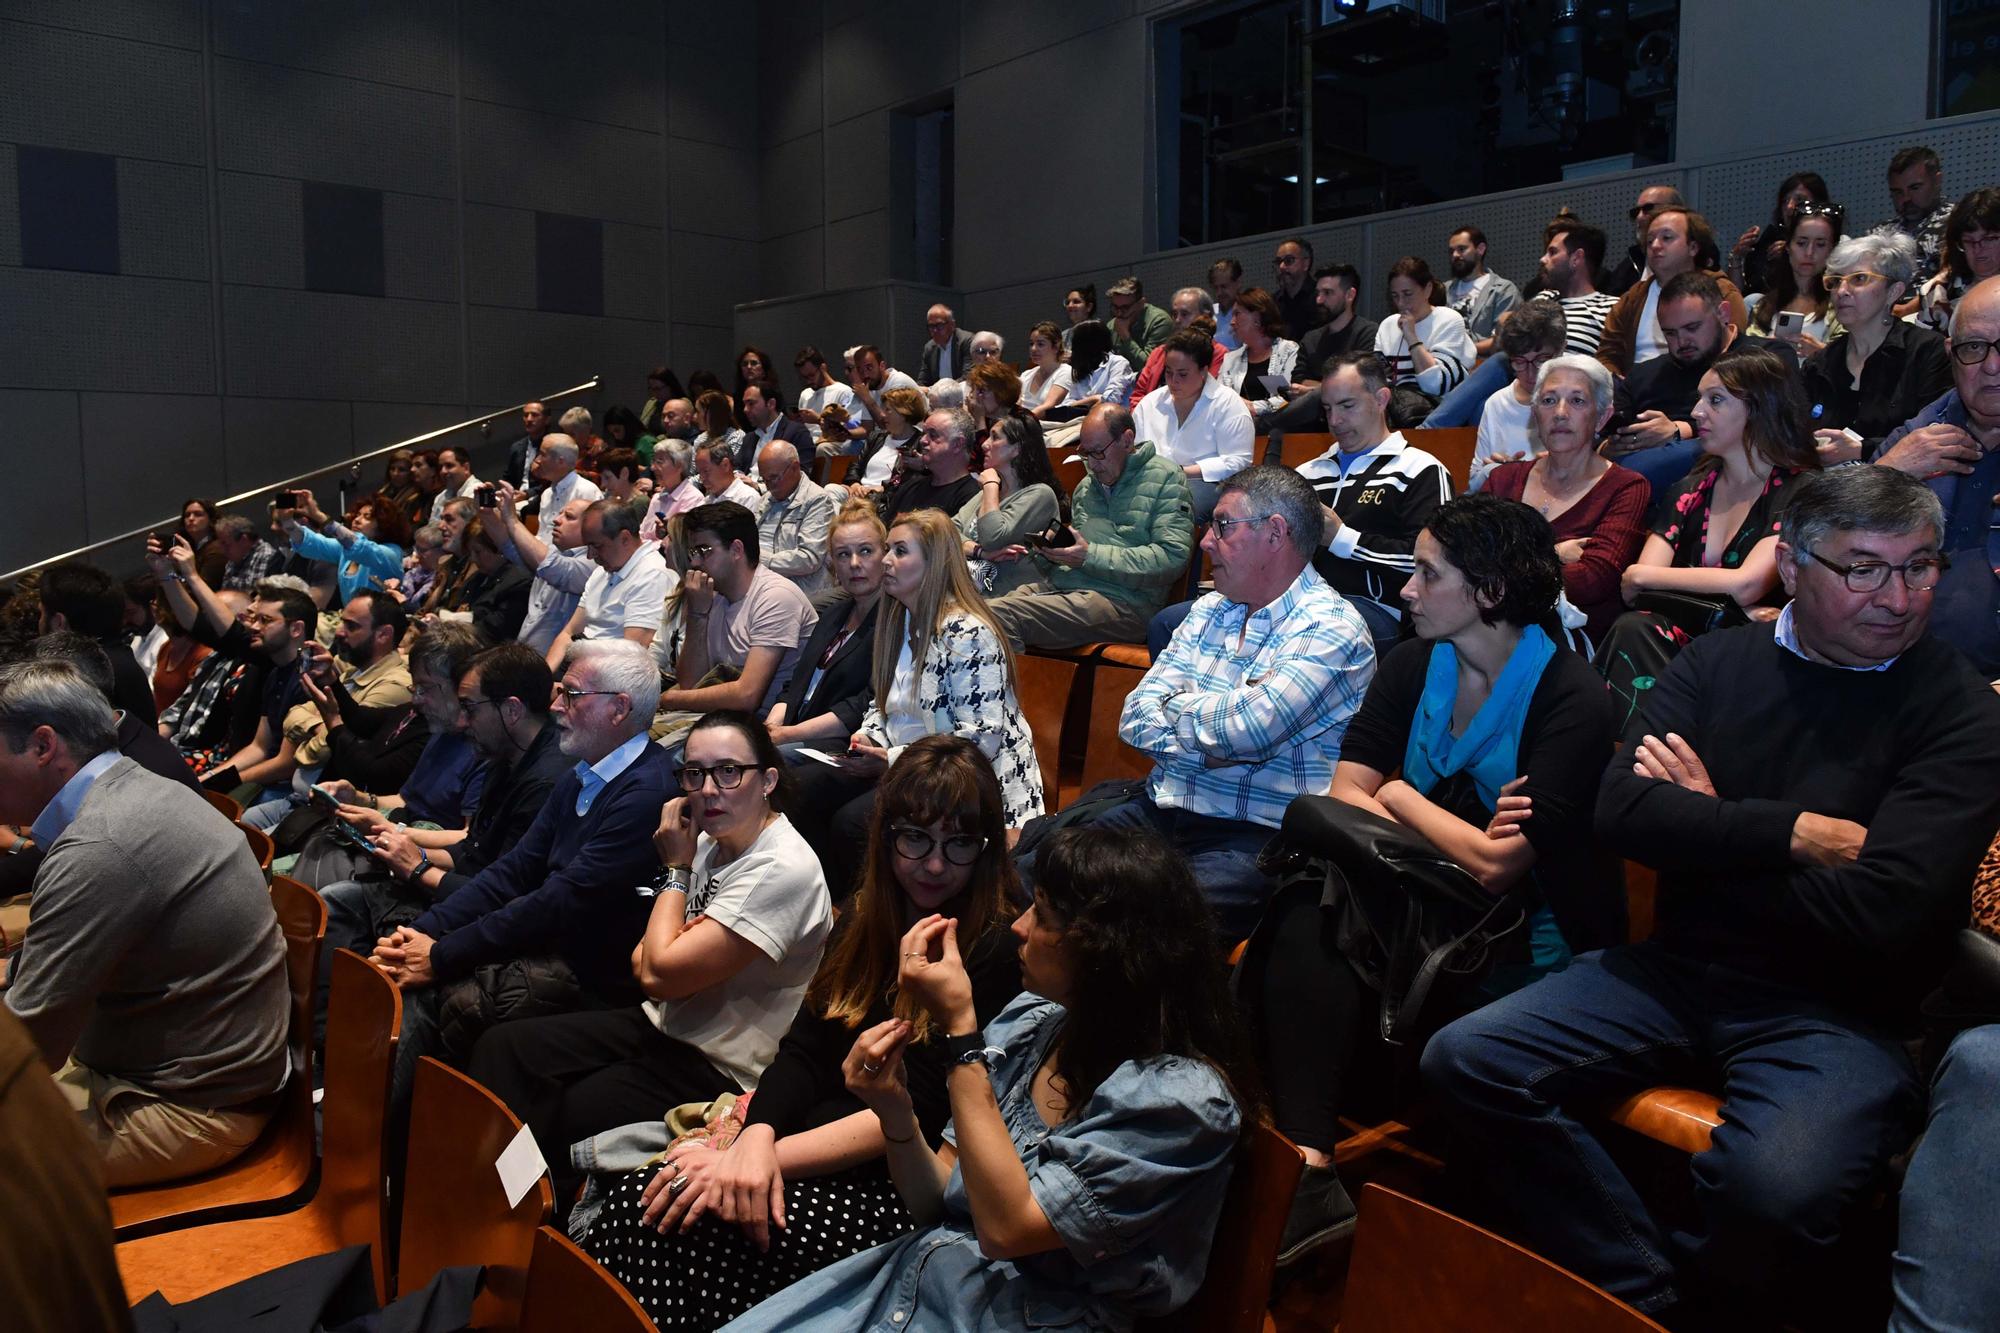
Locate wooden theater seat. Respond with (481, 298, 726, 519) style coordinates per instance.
(1405, 426, 1477, 493)
(109, 876, 326, 1239)
(519, 1226, 660, 1333)
(1014, 652, 1078, 814)
(1607, 1087, 1724, 1156)
(239, 822, 275, 874)
(199, 789, 243, 821)
(1341, 1184, 1670, 1331)
(117, 949, 401, 1306)
(1136, 1120, 1304, 1333)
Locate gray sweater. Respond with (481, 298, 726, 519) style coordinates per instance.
(6, 759, 288, 1107)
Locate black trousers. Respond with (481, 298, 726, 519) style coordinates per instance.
(781, 760, 880, 903)
(465, 1006, 737, 1201)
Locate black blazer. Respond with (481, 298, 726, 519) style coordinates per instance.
(919, 330, 975, 383)
(736, 416, 817, 472)
(775, 595, 879, 736)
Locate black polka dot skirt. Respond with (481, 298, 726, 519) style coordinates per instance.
(581, 1163, 912, 1331)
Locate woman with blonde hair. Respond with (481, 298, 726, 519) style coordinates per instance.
(787, 507, 1044, 900)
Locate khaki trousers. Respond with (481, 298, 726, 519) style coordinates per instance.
(55, 1059, 272, 1188)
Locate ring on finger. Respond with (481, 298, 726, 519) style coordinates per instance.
(862, 1061, 882, 1074)
(668, 1173, 691, 1198)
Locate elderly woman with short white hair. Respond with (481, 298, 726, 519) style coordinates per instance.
(1482, 355, 1651, 643)
(1802, 232, 1954, 463)
(967, 330, 1004, 366)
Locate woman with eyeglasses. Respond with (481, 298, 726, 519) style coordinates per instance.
(1743, 203, 1844, 356)
(1597, 347, 1820, 699)
(464, 710, 833, 1202)
(718, 825, 1257, 1332)
(580, 736, 1024, 1332)
(786, 509, 1044, 902)
(955, 415, 1066, 599)
(1802, 233, 1953, 464)
(1469, 300, 1570, 490)
(1918, 187, 2000, 333)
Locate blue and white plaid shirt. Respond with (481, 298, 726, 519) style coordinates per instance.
(1120, 564, 1375, 828)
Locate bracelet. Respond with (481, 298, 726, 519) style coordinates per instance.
(406, 848, 431, 881)
(880, 1125, 916, 1145)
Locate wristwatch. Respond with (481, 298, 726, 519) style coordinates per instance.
(940, 1029, 1001, 1070)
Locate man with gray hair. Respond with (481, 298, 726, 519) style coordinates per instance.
(373, 637, 673, 1096)
(532, 431, 603, 531)
(1875, 273, 2000, 677)
(755, 439, 835, 595)
(0, 659, 290, 1185)
(215, 514, 285, 590)
(919, 303, 973, 383)
(557, 405, 600, 459)
(881, 408, 981, 523)
(1424, 465, 2000, 1325)
(487, 481, 594, 655)
(1048, 465, 1373, 937)
(542, 499, 674, 670)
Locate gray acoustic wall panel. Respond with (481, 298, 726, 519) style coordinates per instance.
(467, 307, 664, 407)
(0, 269, 216, 394)
(464, 101, 665, 227)
(215, 59, 455, 197)
(223, 397, 358, 495)
(384, 192, 460, 303)
(219, 172, 306, 288)
(460, 0, 665, 133)
(215, 0, 455, 92)
(78, 392, 225, 540)
(8, 1, 201, 48)
(672, 324, 740, 388)
(117, 159, 209, 282)
(666, 0, 756, 51)
(351, 401, 494, 468)
(0, 20, 205, 163)
(604, 223, 667, 322)
(224, 287, 462, 402)
(761, 228, 825, 303)
(824, 211, 890, 289)
(820, 1, 957, 127)
(822, 111, 890, 225)
(672, 231, 759, 330)
(668, 46, 755, 151)
(0, 389, 86, 576)
(760, 133, 824, 241)
(664, 138, 759, 239)
(0, 144, 20, 267)
(958, 0, 1134, 78)
(760, 34, 824, 148)
(464, 203, 538, 309)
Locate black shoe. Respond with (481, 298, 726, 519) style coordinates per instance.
(1275, 1162, 1357, 1267)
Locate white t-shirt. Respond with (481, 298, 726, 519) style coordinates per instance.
(1022, 363, 1072, 409)
(799, 381, 856, 420)
(643, 815, 831, 1090)
(705, 566, 819, 712)
(576, 542, 676, 641)
(883, 634, 926, 746)
(1633, 280, 1667, 366)
(847, 369, 920, 426)
(861, 435, 909, 487)
(1471, 386, 1541, 492)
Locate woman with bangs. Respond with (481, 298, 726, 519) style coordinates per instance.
(581, 736, 1024, 1332)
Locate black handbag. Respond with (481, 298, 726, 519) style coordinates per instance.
(1633, 589, 1749, 638)
(1257, 794, 1528, 1045)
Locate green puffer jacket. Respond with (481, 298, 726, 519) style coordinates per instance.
(1049, 441, 1196, 610)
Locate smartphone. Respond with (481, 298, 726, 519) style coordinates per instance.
(1026, 523, 1077, 550)
(308, 784, 342, 817)
(476, 484, 499, 508)
(1773, 309, 1806, 344)
(272, 489, 294, 509)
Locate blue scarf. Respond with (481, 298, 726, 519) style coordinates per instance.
(1401, 626, 1557, 810)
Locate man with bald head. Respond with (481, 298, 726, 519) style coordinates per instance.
(1876, 274, 2000, 676)
(755, 440, 835, 595)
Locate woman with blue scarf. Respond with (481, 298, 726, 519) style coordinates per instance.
(1252, 492, 1618, 1268)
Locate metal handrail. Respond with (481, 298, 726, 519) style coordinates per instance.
(2, 376, 600, 584)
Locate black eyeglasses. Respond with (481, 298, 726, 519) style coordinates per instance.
(457, 696, 502, 717)
(891, 825, 988, 865)
(557, 686, 622, 703)
(676, 762, 757, 793)
(1210, 513, 1274, 538)
(1806, 550, 1949, 593)
(1950, 338, 2000, 367)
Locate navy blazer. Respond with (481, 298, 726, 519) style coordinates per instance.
(413, 740, 673, 997)
(736, 415, 817, 472)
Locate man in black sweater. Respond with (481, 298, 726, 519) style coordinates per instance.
(1423, 466, 2000, 1326)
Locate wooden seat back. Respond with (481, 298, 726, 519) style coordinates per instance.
(1405, 426, 1477, 492)
(1136, 1119, 1304, 1333)
(200, 788, 243, 821)
(323, 948, 402, 1301)
(1273, 432, 1334, 470)
(1341, 1184, 1669, 1331)
(1013, 652, 1077, 815)
(1078, 662, 1152, 792)
(108, 876, 327, 1238)
(519, 1226, 660, 1333)
(239, 822, 275, 873)
(1606, 1087, 1724, 1156)
(823, 453, 854, 485)
(397, 1058, 556, 1327)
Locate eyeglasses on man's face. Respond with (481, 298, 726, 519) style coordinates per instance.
(1210, 513, 1274, 539)
(556, 686, 621, 704)
(1806, 550, 1948, 593)
(1948, 338, 2000, 367)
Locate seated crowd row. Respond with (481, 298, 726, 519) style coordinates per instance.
(2, 140, 1998, 1332)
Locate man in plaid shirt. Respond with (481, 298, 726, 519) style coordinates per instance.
(1108, 465, 1376, 936)
(215, 516, 286, 591)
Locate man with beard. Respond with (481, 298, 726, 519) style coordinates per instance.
(1446, 225, 1524, 360)
(312, 640, 569, 1040)
(369, 639, 671, 1101)
(1606, 270, 1797, 503)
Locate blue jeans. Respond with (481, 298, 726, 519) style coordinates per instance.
(1426, 352, 1512, 427)
(1017, 791, 1276, 940)
(1890, 1023, 2000, 1332)
(243, 795, 297, 832)
(1421, 943, 1923, 1316)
